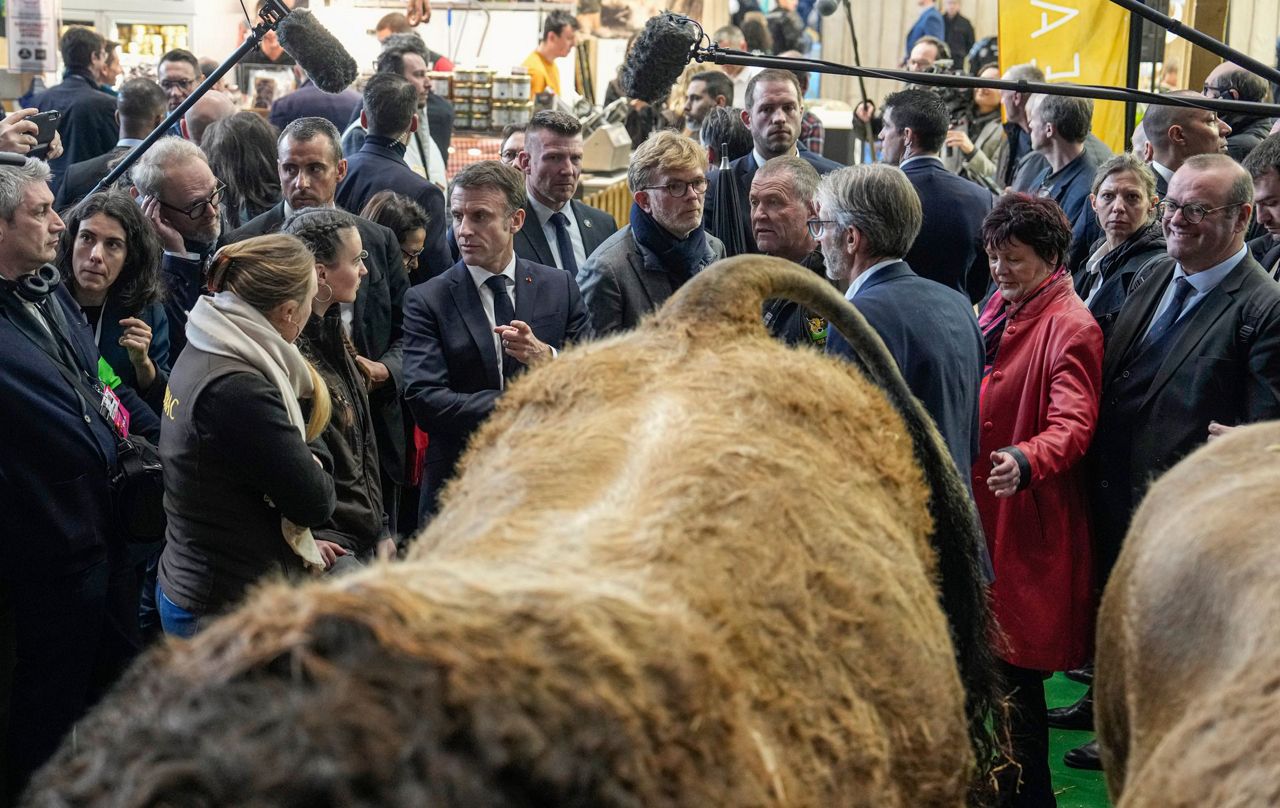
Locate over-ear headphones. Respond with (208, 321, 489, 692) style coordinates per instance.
(0, 263, 63, 303)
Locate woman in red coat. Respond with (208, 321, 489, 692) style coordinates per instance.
(974, 194, 1103, 808)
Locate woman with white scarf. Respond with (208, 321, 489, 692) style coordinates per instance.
(156, 234, 341, 638)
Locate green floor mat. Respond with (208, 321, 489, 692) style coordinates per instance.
(1045, 673, 1111, 807)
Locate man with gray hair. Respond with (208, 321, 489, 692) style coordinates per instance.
(749, 155, 829, 347)
(130, 136, 224, 356)
(1142, 90, 1231, 196)
(0, 156, 158, 794)
(403, 160, 590, 523)
(816, 163, 984, 479)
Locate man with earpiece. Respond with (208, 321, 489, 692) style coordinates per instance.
(0, 155, 160, 797)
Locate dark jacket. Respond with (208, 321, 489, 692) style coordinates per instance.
(159, 237, 218, 359)
(0, 283, 159, 576)
(1032, 149, 1105, 272)
(703, 147, 844, 256)
(158, 347, 336, 615)
(402, 257, 592, 519)
(85, 297, 172, 414)
(1073, 223, 1171, 342)
(902, 155, 993, 302)
(449, 198, 619, 272)
(1090, 252, 1280, 577)
(944, 13, 976, 70)
(299, 309, 384, 557)
(335, 136, 451, 278)
(1248, 233, 1280, 279)
(33, 69, 118, 192)
(268, 80, 362, 133)
(763, 250, 832, 348)
(829, 261, 984, 479)
(1224, 113, 1275, 163)
(54, 143, 129, 211)
(225, 204, 411, 485)
(577, 224, 726, 336)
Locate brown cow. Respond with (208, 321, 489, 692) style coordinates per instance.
(1096, 421, 1280, 806)
(25, 256, 1000, 807)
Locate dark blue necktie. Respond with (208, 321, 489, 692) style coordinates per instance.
(485, 274, 517, 382)
(1139, 276, 1194, 352)
(550, 211, 579, 275)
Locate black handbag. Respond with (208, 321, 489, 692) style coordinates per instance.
(110, 434, 167, 543)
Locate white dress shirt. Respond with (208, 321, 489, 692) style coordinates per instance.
(467, 254, 518, 388)
(527, 193, 586, 271)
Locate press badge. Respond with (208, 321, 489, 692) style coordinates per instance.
(99, 383, 130, 438)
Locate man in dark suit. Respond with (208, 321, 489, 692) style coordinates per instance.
(1143, 90, 1232, 197)
(270, 66, 362, 133)
(223, 116, 414, 535)
(403, 161, 590, 522)
(1243, 132, 1280, 279)
(336, 72, 450, 278)
(512, 110, 616, 271)
(817, 162, 984, 483)
(879, 89, 992, 302)
(55, 78, 166, 211)
(33, 27, 118, 193)
(703, 68, 842, 256)
(0, 157, 158, 797)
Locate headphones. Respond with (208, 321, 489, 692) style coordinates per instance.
(0, 263, 63, 303)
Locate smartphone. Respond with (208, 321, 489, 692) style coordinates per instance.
(26, 110, 60, 156)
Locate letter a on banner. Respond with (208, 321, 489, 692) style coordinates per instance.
(999, 0, 1130, 151)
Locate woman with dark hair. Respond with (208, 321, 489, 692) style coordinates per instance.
(360, 190, 429, 284)
(285, 207, 393, 564)
(201, 111, 281, 229)
(974, 193, 1103, 807)
(59, 189, 169, 411)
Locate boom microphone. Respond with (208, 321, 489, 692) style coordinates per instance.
(621, 13, 699, 103)
(817, 0, 841, 16)
(276, 9, 359, 94)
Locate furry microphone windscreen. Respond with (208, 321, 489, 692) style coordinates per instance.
(275, 9, 359, 94)
(621, 14, 700, 104)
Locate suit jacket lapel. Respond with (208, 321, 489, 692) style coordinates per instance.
(631, 250, 668, 309)
(518, 202, 556, 266)
(1138, 269, 1239, 410)
(571, 200, 602, 256)
(513, 259, 541, 324)
(854, 261, 912, 296)
(447, 263, 500, 388)
(1104, 262, 1169, 380)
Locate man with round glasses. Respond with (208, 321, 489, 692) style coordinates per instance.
(130, 137, 223, 357)
(577, 131, 725, 337)
(1089, 154, 1280, 642)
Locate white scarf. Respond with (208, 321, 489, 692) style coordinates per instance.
(186, 292, 325, 570)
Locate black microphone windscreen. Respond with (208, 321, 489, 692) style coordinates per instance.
(276, 9, 359, 94)
(817, 0, 841, 16)
(621, 13, 699, 104)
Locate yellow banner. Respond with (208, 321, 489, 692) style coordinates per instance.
(999, 0, 1131, 152)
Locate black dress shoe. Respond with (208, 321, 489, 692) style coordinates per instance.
(1064, 664, 1094, 685)
(1047, 690, 1093, 731)
(1063, 739, 1103, 770)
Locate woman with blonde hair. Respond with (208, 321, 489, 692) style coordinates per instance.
(157, 233, 340, 637)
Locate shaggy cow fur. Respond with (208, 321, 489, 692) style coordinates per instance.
(1096, 421, 1280, 807)
(25, 256, 1000, 807)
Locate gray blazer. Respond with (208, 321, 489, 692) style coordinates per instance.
(577, 225, 726, 336)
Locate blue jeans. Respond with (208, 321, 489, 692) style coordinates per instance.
(157, 583, 202, 638)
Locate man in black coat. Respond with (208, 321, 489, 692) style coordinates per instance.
(1244, 132, 1280, 278)
(703, 68, 842, 256)
(511, 110, 616, 271)
(336, 73, 450, 278)
(223, 116, 414, 535)
(879, 89, 992, 302)
(33, 27, 118, 194)
(55, 78, 166, 211)
(818, 162, 985, 487)
(403, 161, 590, 523)
(0, 157, 159, 797)
(1203, 61, 1275, 163)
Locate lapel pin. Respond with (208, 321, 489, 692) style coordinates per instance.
(525, 275, 533, 283)
(584, 219, 592, 228)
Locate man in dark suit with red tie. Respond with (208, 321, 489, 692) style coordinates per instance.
(1244, 133, 1280, 280)
(402, 161, 591, 523)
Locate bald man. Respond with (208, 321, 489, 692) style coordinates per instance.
(1142, 90, 1232, 195)
(183, 90, 236, 146)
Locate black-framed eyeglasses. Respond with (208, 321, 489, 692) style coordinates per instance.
(642, 177, 709, 198)
(1157, 199, 1240, 224)
(500, 149, 521, 162)
(806, 218, 841, 239)
(160, 78, 195, 92)
(401, 247, 422, 264)
(1201, 84, 1233, 99)
(158, 181, 225, 220)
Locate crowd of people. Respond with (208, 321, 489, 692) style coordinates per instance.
(2, 3, 1280, 805)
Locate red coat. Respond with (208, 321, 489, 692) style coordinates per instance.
(972, 273, 1103, 671)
